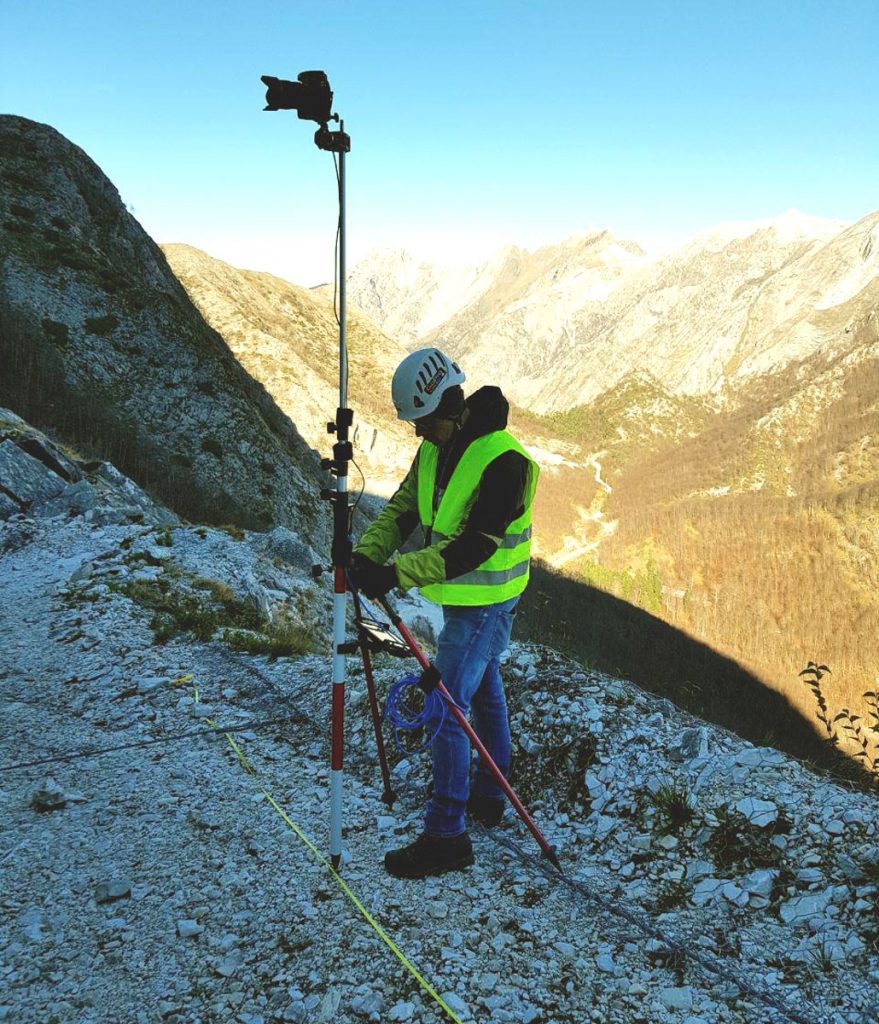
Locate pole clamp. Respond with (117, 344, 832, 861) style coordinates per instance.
(333, 441, 353, 463)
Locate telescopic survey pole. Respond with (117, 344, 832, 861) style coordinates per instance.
(261, 71, 352, 869)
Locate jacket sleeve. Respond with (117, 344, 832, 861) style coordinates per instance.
(353, 457, 420, 566)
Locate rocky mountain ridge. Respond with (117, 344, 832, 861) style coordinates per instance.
(349, 211, 879, 414)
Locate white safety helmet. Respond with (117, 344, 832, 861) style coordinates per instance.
(391, 347, 466, 421)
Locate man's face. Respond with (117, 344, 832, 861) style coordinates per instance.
(413, 413, 456, 447)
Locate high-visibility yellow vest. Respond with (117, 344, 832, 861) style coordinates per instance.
(416, 430, 539, 606)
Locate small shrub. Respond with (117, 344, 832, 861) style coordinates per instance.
(200, 437, 223, 459)
(222, 622, 312, 659)
(42, 318, 69, 347)
(151, 592, 219, 643)
(649, 783, 696, 832)
(706, 806, 791, 870)
(800, 662, 834, 740)
(218, 524, 245, 541)
(510, 731, 598, 810)
(115, 575, 262, 644)
(654, 871, 692, 913)
(191, 577, 262, 630)
(801, 662, 879, 784)
(646, 943, 687, 984)
(805, 939, 840, 976)
(84, 314, 119, 335)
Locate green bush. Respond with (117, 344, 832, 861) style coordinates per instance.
(706, 806, 791, 870)
(84, 314, 119, 335)
(42, 318, 69, 347)
(115, 575, 263, 644)
(801, 662, 879, 786)
(222, 623, 312, 659)
(201, 437, 223, 459)
(649, 783, 696, 832)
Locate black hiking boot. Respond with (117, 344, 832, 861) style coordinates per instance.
(384, 832, 474, 879)
(467, 792, 505, 827)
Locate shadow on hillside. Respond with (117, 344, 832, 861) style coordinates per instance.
(517, 560, 861, 779)
(0, 306, 324, 534)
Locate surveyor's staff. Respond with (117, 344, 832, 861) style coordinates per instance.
(378, 597, 562, 871)
(262, 70, 352, 868)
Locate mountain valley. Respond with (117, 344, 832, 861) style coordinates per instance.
(350, 219, 879, 758)
(2, 112, 877, 771)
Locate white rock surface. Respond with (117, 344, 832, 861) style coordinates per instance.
(1, 452, 878, 1024)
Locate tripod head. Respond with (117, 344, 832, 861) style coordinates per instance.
(261, 70, 350, 152)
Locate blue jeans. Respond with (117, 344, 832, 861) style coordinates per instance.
(424, 595, 519, 837)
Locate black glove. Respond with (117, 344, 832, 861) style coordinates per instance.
(350, 558, 398, 600)
(351, 551, 379, 574)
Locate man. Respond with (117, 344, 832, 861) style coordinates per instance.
(350, 347, 539, 879)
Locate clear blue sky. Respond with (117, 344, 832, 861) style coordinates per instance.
(2, 0, 877, 285)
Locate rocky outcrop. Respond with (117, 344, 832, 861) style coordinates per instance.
(0, 115, 329, 542)
(0, 407, 179, 551)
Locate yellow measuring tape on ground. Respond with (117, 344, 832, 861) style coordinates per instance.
(172, 674, 465, 1024)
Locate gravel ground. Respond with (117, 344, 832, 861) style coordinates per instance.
(2, 506, 879, 1024)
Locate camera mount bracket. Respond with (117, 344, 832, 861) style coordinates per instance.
(315, 122, 351, 154)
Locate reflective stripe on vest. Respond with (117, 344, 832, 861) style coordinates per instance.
(416, 430, 539, 607)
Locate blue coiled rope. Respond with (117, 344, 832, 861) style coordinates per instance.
(345, 575, 463, 754)
(384, 673, 449, 754)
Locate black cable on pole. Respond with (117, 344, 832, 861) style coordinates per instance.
(333, 150, 343, 337)
(349, 453, 366, 519)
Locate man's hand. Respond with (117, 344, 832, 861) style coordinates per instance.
(350, 553, 398, 600)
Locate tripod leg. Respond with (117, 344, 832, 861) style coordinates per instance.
(350, 586, 395, 806)
(359, 641, 396, 806)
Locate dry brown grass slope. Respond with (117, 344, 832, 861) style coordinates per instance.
(161, 244, 416, 489)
